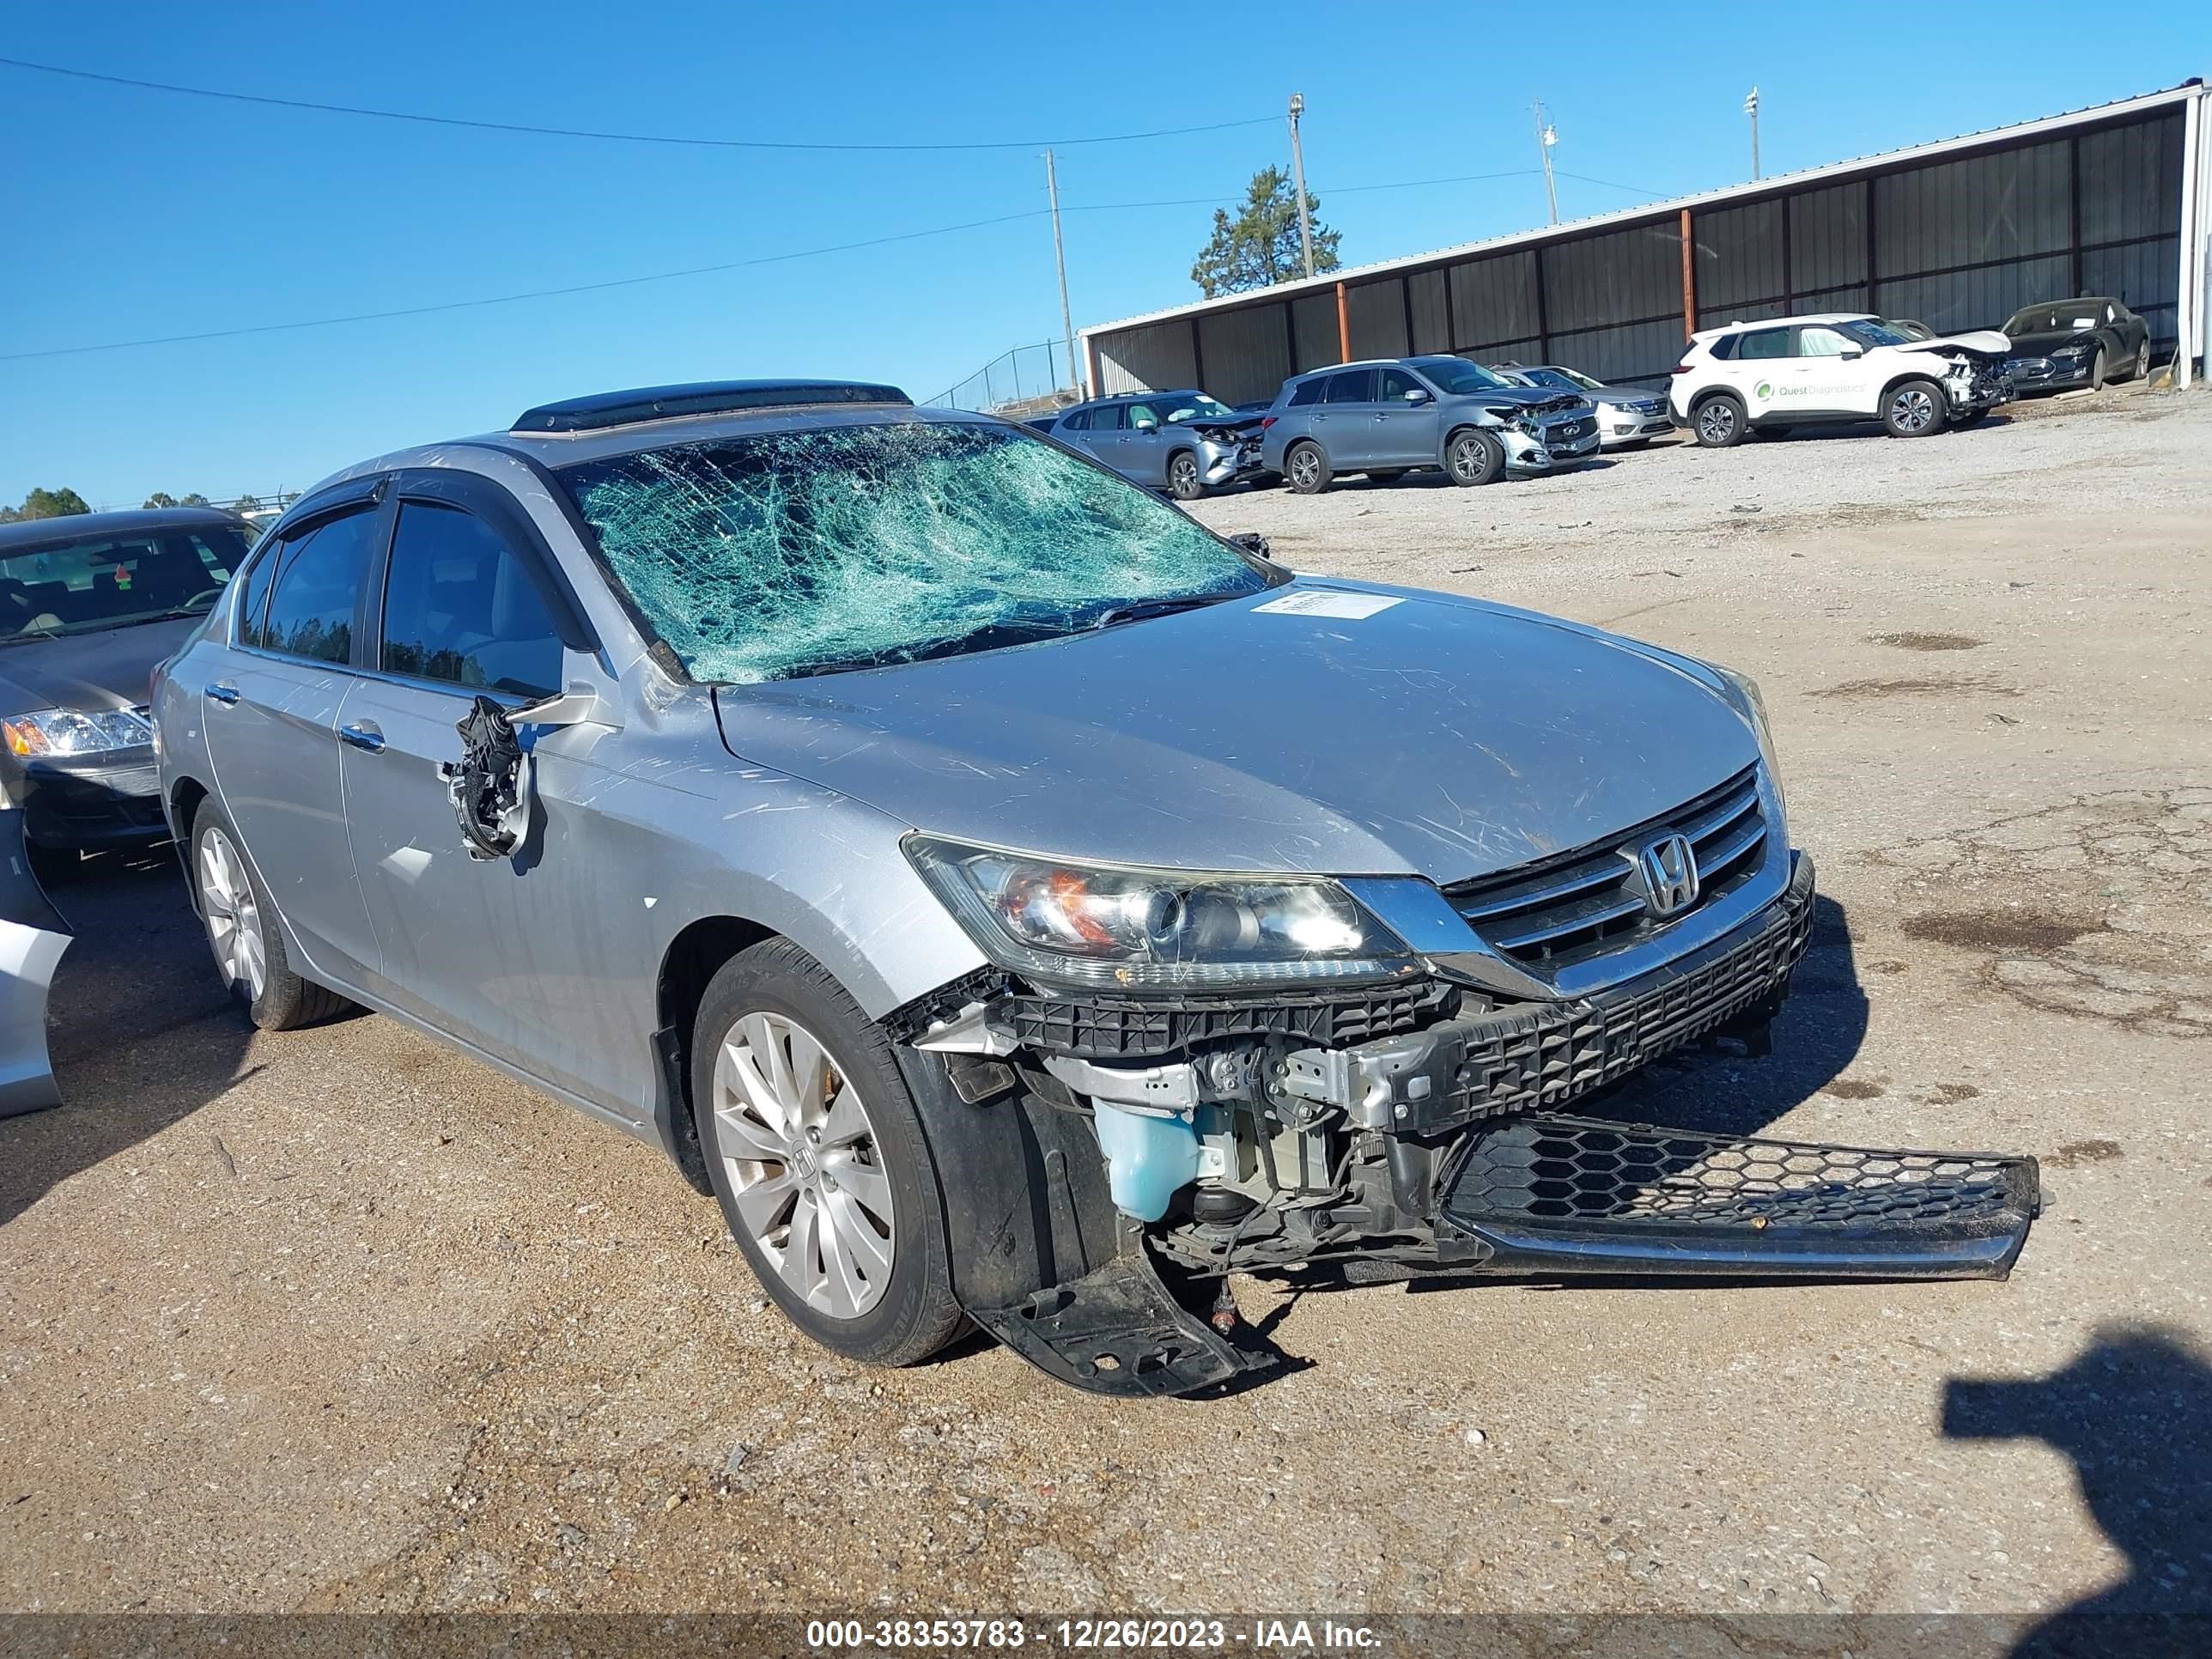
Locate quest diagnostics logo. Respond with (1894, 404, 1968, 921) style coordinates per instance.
(1754, 380, 1774, 398)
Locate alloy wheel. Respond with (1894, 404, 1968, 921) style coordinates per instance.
(1891, 386, 1939, 434)
(1169, 454, 1200, 497)
(198, 826, 267, 1002)
(1697, 402, 1736, 444)
(712, 1012, 894, 1320)
(1288, 448, 1320, 489)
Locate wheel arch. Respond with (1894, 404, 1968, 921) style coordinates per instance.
(653, 913, 781, 1193)
(1878, 368, 1945, 406)
(168, 775, 213, 912)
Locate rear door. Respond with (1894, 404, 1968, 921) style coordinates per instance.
(1085, 403, 1131, 476)
(1319, 368, 1380, 466)
(339, 471, 609, 1095)
(1726, 325, 1796, 420)
(199, 490, 386, 987)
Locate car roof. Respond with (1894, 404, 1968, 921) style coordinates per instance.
(0, 506, 251, 552)
(1711, 313, 1878, 333)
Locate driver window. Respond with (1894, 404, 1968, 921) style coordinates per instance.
(1379, 368, 1422, 400)
(380, 502, 564, 701)
(1125, 403, 1160, 430)
(1796, 327, 1856, 357)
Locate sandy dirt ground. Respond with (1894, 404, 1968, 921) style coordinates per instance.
(3, 381, 2208, 1625)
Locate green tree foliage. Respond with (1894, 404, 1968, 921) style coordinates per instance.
(232, 494, 263, 519)
(180, 493, 210, 507)
(1190, 167, 1341, 298)
(0, 487, 92, 524)
(143, 491, 179, 508)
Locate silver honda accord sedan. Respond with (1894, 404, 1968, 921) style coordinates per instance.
(152, 380, 2038, 1396)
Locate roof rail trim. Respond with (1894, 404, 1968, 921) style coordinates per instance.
(512, 380, 911, 435)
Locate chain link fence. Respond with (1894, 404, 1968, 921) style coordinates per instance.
(928, 339, 1083, 416)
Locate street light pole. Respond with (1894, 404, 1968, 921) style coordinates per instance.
(1745, 87, 1761, 180)
(1044, 149, 1079, 398)
(1534, 100, 1559, 225)
(1288, 92, 1316, 281)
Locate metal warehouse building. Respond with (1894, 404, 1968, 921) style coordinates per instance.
(1081, 83, 2209, 403)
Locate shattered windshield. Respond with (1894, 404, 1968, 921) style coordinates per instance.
(556, 420, 1276, 683)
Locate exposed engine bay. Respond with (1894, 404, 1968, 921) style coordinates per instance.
(889, 853, 2041, 1397)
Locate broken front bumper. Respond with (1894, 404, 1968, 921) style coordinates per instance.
(1282, 853, 1814, 1134)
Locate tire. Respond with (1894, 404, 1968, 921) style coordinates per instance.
(1365, 469, 1409, 483)
(1951, 406, 1992, 430)
(1445, 428, 1505, 486)
(1692, 394, 1747, 447)
(1751, 426, 1792, 441)
(692, 938, 963, 1369)
(1165, 451, 1205, 501)
(1882, 379, 1946, 439)
(188, 801, 349, 1030)
(1285, 441, 1331, 495)
(2130, 340, 2150, 382)
(2088, 349, 2107, 392)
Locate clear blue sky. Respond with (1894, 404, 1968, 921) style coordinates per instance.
(2, 2, 2204, 507)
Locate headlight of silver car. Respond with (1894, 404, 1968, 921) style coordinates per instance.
(1707, 664, 1785, 821)
(904, 836, 1418, 989)
(3, 707, 155, 760)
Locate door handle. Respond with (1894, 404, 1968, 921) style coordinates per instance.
(338, 721, 385, 753)
(204, 682, 240, 706)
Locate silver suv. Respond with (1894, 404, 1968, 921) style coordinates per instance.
(1260, 356, 1599, 492)
(152, 380, 2038, 1397)
(1043, 390, 1260, 500)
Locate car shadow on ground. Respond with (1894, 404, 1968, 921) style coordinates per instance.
(1944, 1326, 2212, 1656)
(0, 848, 257, 1227)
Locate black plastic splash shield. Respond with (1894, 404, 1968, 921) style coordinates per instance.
(1437, 1114, 2040, 1280)
(967, 1244, 1276, 1398)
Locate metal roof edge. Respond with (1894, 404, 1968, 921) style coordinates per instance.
(1079, 80, 2205, 343)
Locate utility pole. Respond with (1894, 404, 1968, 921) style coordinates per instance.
(1044, 149, 1079, 398)
(1287, 92, 1316, 281)
(1744, 87, 1761, 180)
(1534, 101, 1559, 225)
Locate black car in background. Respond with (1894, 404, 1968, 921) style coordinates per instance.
(2001, 297, 2154, 393)
(0, 507, 253, 877)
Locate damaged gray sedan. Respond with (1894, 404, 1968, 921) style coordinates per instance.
(152, 380, 2039, 1397)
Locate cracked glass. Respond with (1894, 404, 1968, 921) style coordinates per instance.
(556, 420, 1271, 684)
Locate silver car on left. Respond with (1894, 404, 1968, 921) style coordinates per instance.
(1042, 390, 1261, 500)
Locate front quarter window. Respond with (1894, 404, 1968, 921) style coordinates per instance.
(556, 420, 1275, 684)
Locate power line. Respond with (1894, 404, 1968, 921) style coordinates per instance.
(0, 210, 1051, 362)
(0, 54, 1276, 153)
(0, 170, 1675, 362)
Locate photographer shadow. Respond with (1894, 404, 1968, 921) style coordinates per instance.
(1945, 1327, 2212, 1656)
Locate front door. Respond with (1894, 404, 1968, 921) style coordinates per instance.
(1793, 325, 1881, 415)
(1370, 367, 1442, 465)
(200, 498, 386, 988)
(1121, 400, 1169, 486)
(338, 489, 608, 1098)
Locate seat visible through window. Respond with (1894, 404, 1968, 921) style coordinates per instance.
(380, 501, 563, 699)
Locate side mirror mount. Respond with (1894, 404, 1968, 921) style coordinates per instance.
(438, 680, 620, 862)
(1131, 414, 1159, 433)
(1840, 349, 1864, 362)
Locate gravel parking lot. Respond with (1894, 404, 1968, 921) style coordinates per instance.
(4, 382, 2209, 1627)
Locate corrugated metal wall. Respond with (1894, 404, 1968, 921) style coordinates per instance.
(1091, 106, 2187, 400)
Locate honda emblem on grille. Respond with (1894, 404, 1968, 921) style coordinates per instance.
(1639, 833, 1700, 918)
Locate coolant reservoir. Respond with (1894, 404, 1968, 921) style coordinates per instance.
(1091, 1098, 1200, 1222)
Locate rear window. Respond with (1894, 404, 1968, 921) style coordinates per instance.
(1323, 369, 1376, 404)
(1286, 378, 1325, 408)
(0, 523, 247, 643)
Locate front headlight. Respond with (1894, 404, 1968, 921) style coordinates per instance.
(2051, 343, 2091, 361)
(3, 707, 155, 759)
(904, 836, 1417, 990)
(1707, 664, 1786, 821)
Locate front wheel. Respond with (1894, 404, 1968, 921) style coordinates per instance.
(1165, 451, 1205, 501)
(2088, 349, 2107, 392)
(2130, 341, 2149, 382)
(693, 938, 963, 1368)
(1445, 428, 1504, 486)
(1883, 379, 1946, 438)
(190, 803, 349, 1030)
(1692, 394, 1746, 447)
(1285, 441, 1332, 495)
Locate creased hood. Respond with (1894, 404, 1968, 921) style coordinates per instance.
(1996, 328, 2087, 356)
(1899, 330, 2013, 356)
(0, 619, 194, 719)
(711, 584, 1758, 885)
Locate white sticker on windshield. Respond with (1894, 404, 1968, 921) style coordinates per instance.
(2070, 317, 2097, 329)
(1254, 589, 1403, 619)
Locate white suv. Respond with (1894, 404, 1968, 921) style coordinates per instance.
(1668, 313, 2014, 447)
